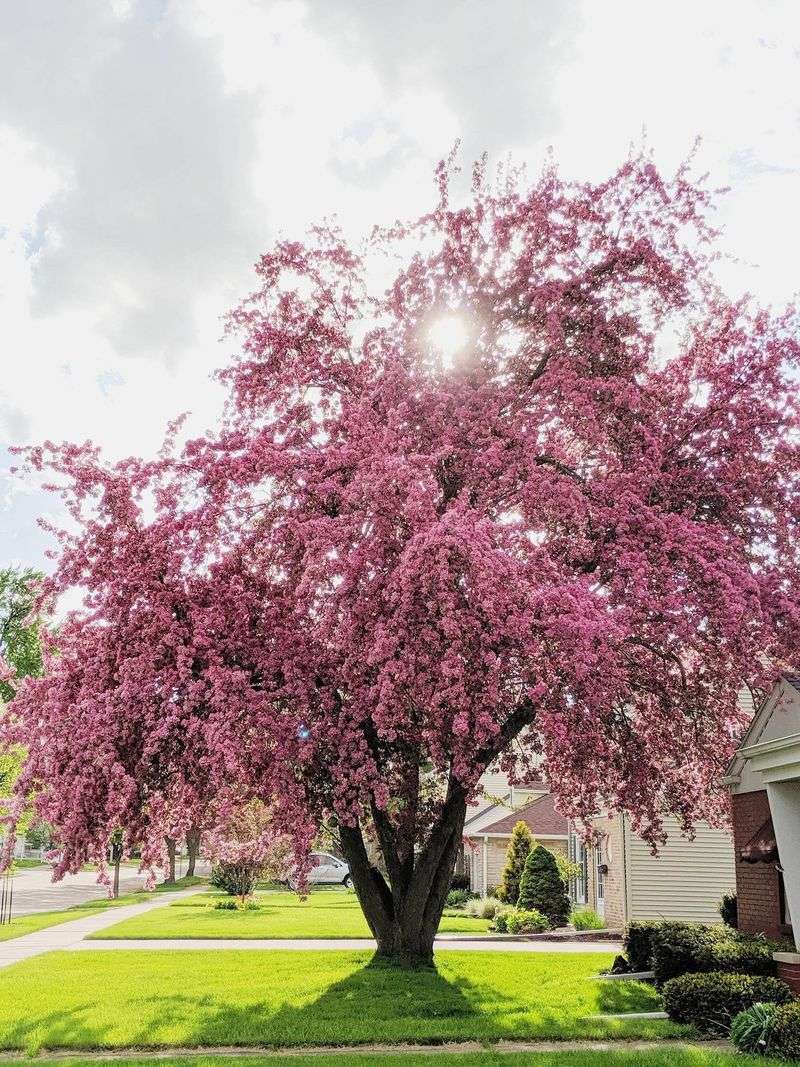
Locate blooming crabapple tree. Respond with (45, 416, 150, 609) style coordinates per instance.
(3, 153, 800, 964)
(206, 799, 292, 900)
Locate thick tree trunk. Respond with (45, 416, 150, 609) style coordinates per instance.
(110, 836, 123, 899)
(164, 836, 176, 883)
(186, 825, 200, 877)
(339, 781, 467, 968)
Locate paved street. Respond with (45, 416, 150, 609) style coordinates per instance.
(10, 865, 151, 916)
(0, 886, 206, 969)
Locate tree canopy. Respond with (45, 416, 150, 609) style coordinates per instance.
(2, 151, 799, 963)
(0, 567, 44, 703)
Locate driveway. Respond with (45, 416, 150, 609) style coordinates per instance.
(9, 865, 151, 916)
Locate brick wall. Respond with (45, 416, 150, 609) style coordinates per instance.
(732, 790, 784, 938)
(585, 815, 627, 928)
(777, 959, 800, 996)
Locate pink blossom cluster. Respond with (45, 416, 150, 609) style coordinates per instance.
(2, 151, 799, 873)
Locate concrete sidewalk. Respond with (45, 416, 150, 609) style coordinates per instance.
(72, 934, 623, 954)
(0, 887, 204, 970)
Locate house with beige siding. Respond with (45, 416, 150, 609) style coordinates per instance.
(462, 775, 568, 896)
(570, 813, 736, 928)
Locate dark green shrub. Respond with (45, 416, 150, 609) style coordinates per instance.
(445, 888, 475, 908)
(662, 971, 792, 1035)
(449, 872, 470, 891)
(624, 920, 663, 970)
(498, 821, 534, 904)
(652, 922, 776, 985)
(769, 1001, 800, 1060)
(719, 892, 738, 929)
(731, 1002, 779, 1055)
(517, 845, 571, 927)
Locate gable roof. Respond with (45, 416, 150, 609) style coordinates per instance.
(726, 673, 800, 782)
(470, 793, 568, 838)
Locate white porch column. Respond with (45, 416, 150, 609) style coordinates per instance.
(766, 780, 800, 941)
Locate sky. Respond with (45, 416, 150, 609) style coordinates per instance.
(2, 0, 800, 576)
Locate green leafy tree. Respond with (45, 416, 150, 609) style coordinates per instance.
(0, 567, 44, 702)
(517, 844, 572, 927)
(498, 821, 535, 903)
(0, 568, 46, 846)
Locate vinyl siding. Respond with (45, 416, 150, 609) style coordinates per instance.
(625, 816, 736, 924)
(469, 835, 566, 896)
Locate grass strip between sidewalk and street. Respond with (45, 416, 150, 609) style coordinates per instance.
(0, 1047, 758, 1067)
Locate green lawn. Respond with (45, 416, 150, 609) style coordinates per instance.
(90, 889, 492, 939)
(17, 1054, 767, 1067)
(9, 858, 47, 871)
(0, 949, 679, 1052)
(0, 876, 206, 943)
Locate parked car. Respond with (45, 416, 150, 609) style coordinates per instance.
(287, 851, 352, 891)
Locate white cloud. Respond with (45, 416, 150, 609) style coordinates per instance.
(0, 0, 799, 571)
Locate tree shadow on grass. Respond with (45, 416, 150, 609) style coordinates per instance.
(0, 954, 666, 1053)
(0, 1003, 109, 1055)
(596, 978, 662, 1015)
(191, 955, 522, 1047)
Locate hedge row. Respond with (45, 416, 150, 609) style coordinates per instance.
(623, 919, 777, 985)
(662, 970, 793, 1036)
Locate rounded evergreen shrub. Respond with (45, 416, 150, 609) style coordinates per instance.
(516, 845, 571, 927)
(662, 971, 793, 1035)
(505, 907, 549, 934)
(769, 1001, 800, 1060)
(731, 1002, 779, 1055)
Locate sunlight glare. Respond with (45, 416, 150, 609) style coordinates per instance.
(428, 315, 469, 368)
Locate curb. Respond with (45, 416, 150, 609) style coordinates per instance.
(0, 1038, 733, 1062)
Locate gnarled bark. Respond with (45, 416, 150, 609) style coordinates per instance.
(338, 779, 467, 968)
(164, 835, 176, 883)
(186, 824, 201, 877)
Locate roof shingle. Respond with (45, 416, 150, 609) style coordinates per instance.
(471, 793, 568, 838)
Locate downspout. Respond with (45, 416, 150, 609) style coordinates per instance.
(621, 812, 630, 924)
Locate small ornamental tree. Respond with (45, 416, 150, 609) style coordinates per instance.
(2, 151, 800, 966)
(517, 845, 571, 927)
(498, 821, 535, 904)
(206, 800, 291, 901)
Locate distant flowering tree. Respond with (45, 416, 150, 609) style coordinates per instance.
(2, 151, 800, 965)
(207, 800, 292, 900)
